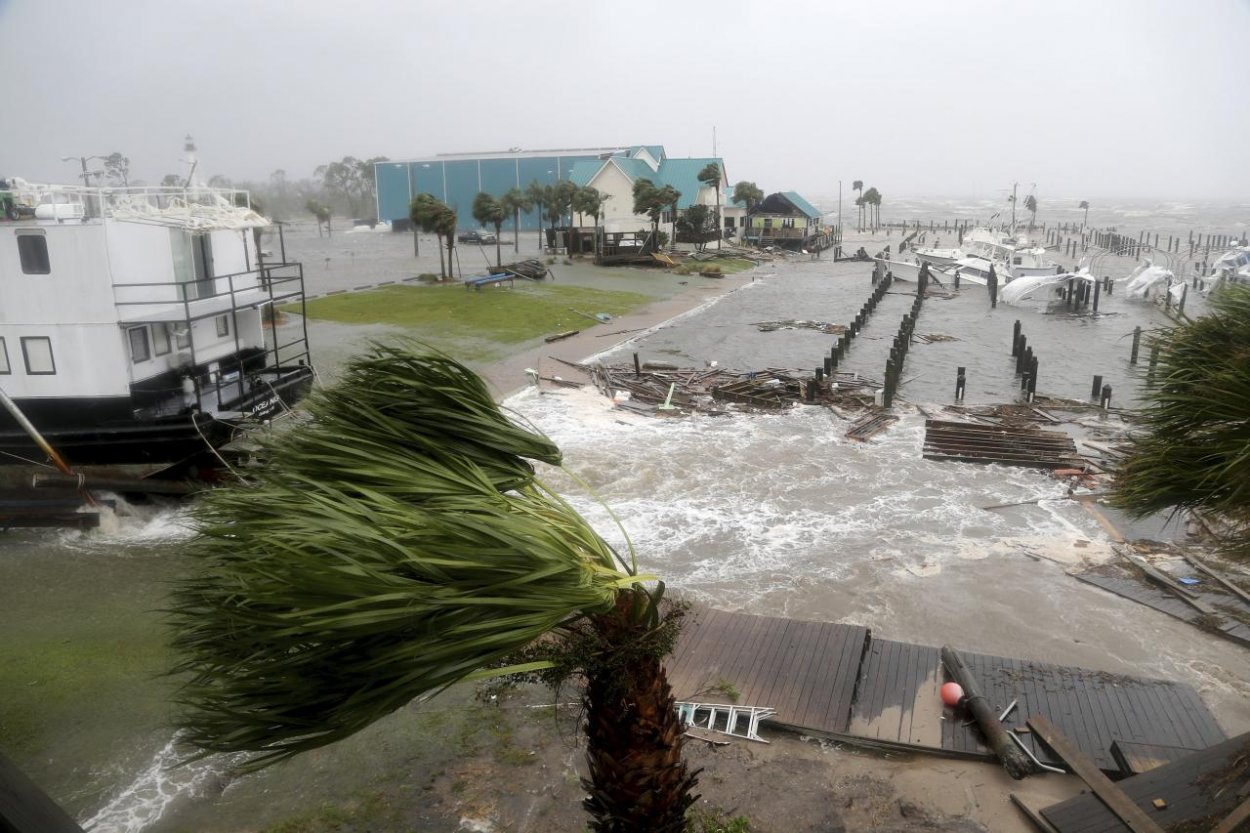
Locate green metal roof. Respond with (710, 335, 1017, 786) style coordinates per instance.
(782, 191, 822, 219)
(568, 159, 604, 188)
(656, 158, 724, 209)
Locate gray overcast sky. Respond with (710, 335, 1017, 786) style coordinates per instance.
(1, 0, 1247, 202)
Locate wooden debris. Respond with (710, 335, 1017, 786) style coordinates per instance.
(544, 330, 579, 343)
(846, 413, 898, 441)
(923, 419, 1083, 469)
(1028, 714, 1166, 833)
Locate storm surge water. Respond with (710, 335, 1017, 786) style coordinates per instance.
(4, 198, 1249, 832)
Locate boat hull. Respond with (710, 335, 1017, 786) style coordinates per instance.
(0, 366, 313, 468)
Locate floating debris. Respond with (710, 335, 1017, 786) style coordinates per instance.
(914, 332, 959, 343)
(753, 320, 847, 334)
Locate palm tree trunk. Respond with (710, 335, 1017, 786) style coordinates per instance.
(495, 224, 502, 269)
(536, 202, 544, 252)
(513, 209, 520, 254)
(436, 232, 445, 278)
(582, 594, 698, 833)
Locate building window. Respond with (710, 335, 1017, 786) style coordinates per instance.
(129, 327, 151, 363)
(173, 325, 190, 349)
(0, 337, 9, 374)
(763, 218, 773, 229)
(782, 218, 796, 228)
(724, 217, 734, 229)
(21, 337, 55, 375)
(153, 323, 172, 356)
(17, 232, 50, 274)
(215, 315, 230, 338)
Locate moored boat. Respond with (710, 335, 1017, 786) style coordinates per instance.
(0, 176, 315, 487)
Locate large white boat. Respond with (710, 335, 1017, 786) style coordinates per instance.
(914, 226, 1062, 283)
(0, 177, 314, 479)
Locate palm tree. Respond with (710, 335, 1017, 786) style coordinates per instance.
(525, 181, 548, 252)
(554, 180, 579, 253)
(472, 192, 506, 268)
(697, 162, 723, 250)
(852, 180, 863, 231)
(500, 187, 531, 254)
(572, 186, 605, 255)
(437, 205, 458, 277)
(862, 187, 881, 231)
(633, 179, 664, 246)
(1024, 194, 1038, 230)
(411, 194, 450, 277)
(731, 181, 764, 212)
(1111, 284, 1250, 559)
(732, 181, 764, 240)
(168, 345, 699, 832)
(306, 199, 332, 238)
(1079, 200, 1090, 228)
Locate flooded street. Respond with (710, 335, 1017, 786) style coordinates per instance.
(3, 200, 1248, 831)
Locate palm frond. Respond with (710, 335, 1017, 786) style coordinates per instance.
(1112, 284, 1250, 526)
(169, 344, 629, 767)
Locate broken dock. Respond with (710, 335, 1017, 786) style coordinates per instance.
(667, 608, 1226, 773)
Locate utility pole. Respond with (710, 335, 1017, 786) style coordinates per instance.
(1009, 182, 1018, 230)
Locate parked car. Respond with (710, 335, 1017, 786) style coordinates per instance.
(457, 228, 497, 244)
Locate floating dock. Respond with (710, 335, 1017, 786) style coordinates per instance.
(667, 608, 1225, 773)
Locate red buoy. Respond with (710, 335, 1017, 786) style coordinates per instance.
(940, 681, 964, 707)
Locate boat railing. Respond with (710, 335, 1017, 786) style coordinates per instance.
(5, 181, 260, 228)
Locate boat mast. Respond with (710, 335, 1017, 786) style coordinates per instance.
(1009, 182, 1018, 231)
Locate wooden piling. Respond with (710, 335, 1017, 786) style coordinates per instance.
(1130, 326, 1141, 364)
(955, 366, 966, 402)
(1100, 384, 1112, 409)
(940, 646, 1034, 779)
(1091, 375, 1103, 401)
(1011, 320, 1021, 356)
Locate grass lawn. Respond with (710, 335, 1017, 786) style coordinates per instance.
(292, 283, 654, 361)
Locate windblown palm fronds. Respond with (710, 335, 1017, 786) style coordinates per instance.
(169, 344, 635, 767)
(1112, 284, 1250, 536)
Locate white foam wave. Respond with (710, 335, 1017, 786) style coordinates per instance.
(81, 734, 246, 833)
(511, 391, 1112, 602)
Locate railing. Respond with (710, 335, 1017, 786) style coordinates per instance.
(746, 227, 811, 240)
(3, 181, 259, 229)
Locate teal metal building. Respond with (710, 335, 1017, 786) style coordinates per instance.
(375, 147, 642, 231)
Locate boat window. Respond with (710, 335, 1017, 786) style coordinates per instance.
(20, 336, 55, 375)
(153, 323, 172, 356)
(215, 315, 230, 337)
(17, 231, 50, 274)
(0, 337, 9, 374)
(128, 327, 151, 363)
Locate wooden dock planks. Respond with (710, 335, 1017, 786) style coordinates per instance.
(666, 609, 1225, 771)
(1041, 732, 1250, 833)
(666, 608, 869, 735)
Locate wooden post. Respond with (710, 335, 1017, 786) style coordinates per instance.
(1011, 320, 1022, 356)
(1091, 375, 1103, 401)
(1130, 326, 1141, 365)
(1100, 384, 1112, 409)
(940, 647, 1035, 780)
(1092, 278, 1101, 313)
(633, 352, 641, 377)
(955, 366, 966, 401)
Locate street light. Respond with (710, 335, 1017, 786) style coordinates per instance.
(395, 163, 417, 256)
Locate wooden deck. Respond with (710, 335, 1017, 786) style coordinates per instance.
(666, 608, 868, 735)
(1040, 732, 1250, 832)
(667, 609, 1226, 772)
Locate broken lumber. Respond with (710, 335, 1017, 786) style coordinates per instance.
(1027, 714, 1165, 833)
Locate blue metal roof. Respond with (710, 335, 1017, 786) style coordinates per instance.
(782, 191, 822, 219)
